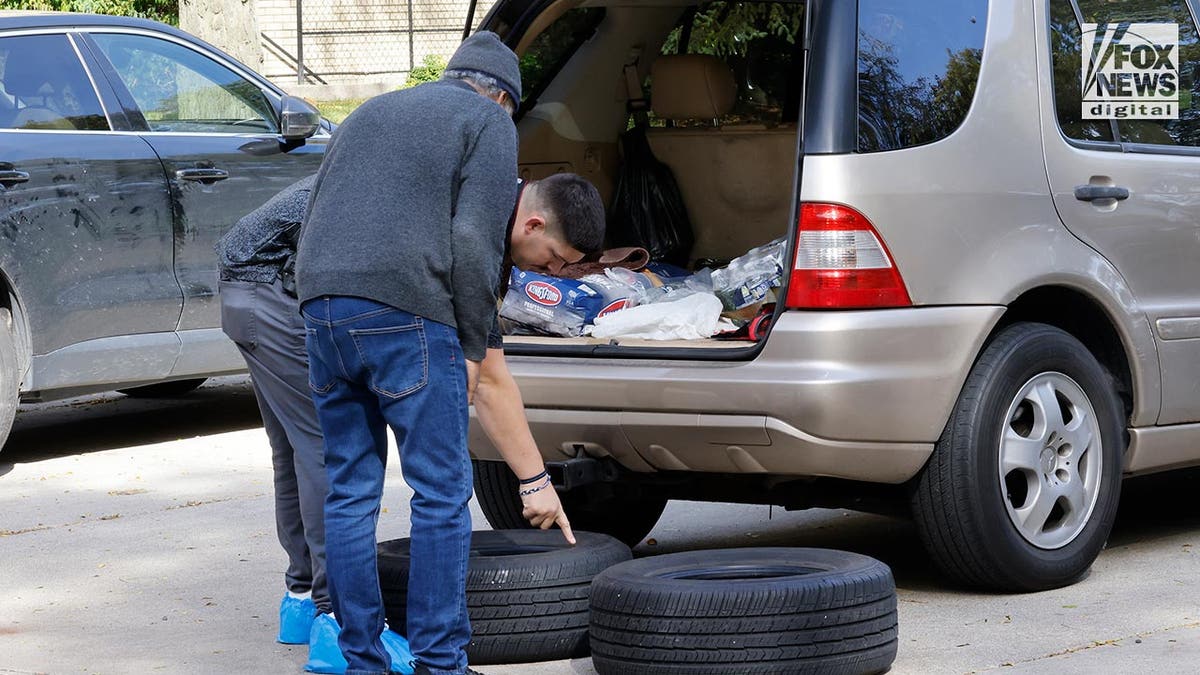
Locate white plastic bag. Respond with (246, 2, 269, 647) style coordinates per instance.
(590, 293, 724, 340)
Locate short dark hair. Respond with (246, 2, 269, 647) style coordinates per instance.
(533, 173, 606, 255)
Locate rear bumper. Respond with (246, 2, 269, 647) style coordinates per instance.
(470, 306, 1003, 484)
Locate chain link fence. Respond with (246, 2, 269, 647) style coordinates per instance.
(256, 0, 496, 86)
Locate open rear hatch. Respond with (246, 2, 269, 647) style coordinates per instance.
(488, 0, 809, 358)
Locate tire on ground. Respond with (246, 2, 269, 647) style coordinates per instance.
(589, 547, 898, 674)
(911, 322, 1125, 592)
(378, 529, 631, 664)
(0, 308, 19, 453)
(473, 459, 667, 547)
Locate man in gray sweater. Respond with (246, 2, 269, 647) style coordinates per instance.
(220, 169, 604, 674)
(296, 32, 564, 675)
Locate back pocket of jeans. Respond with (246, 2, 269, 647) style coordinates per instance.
(349, 321, 428, 399)
(305, 327, 338, 394)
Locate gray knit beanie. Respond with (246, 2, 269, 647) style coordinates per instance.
(445, 31, 522, 103)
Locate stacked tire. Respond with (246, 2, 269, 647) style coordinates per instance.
(589, 548, 898, 674)
(378, 530, 630, 664)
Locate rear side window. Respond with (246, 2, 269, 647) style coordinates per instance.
(857, 0, 988, 152)
(0, 34, 109, 131)
(1049, 0, 1117, 143)
(1066, 0, 1200, 148)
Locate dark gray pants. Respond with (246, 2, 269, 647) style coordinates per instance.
(220, 278, 330, 613)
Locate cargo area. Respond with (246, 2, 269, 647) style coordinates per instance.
(499, 0, 805, 353)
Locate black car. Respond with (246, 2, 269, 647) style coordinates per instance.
(0, 11, 327, 450)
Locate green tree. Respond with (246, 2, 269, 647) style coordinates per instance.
(7, 0, 177, 25)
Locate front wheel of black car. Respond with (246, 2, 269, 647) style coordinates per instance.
(912, 322, 1125, 591)
(0, 309, 19, 453)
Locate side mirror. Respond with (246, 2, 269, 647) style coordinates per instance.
(280, 95, 321, 140)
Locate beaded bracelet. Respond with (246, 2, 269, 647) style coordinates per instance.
(518, 469, 549, 485)
(518, 476, 552, 497)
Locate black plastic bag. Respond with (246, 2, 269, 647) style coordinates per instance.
(609, 126, 694, 267)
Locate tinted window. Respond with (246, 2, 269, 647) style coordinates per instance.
(663, 1, 805, 127)
(1050, 0, 1117, 142)
(1075, 0, 1200, 147)
(0, 34, 108, 131)
(519, 7, 606, 110)
(92, 33, 278, 134)
(857, 0, 987, 152)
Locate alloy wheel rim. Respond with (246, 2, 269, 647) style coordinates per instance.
(997, 372, 1103, 549)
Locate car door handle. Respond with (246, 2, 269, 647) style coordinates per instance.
(1073, 185, 1129, 202)
(0, 169, 30, 187)
(175, 167, 229, 185)
(0, 162, 30, 187)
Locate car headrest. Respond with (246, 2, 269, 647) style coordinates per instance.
(4, 67, 57, 99)
(650, 54, 736, 121)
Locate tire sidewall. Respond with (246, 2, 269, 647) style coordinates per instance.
(0, 308, 19, 450)
(958, 323, 1124, 588)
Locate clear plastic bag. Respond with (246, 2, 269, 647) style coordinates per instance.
(709, 237, 787, 316)
(605, 267, 714, 306)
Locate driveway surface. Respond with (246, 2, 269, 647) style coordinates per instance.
(2, 377, 1197, 674)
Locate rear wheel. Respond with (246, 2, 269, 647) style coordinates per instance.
(0, 309, 19, 453)
(912, 322, 1125, 591)
(473, 459, 667, 547)
(118, 378, 207, 398)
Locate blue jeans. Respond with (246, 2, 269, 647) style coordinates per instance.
(301, 296, 472, 675)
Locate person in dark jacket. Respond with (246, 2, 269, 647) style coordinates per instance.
(216, 175, 414, 674)
(296, 34, 599, 668)
(220, 167, 604, 674)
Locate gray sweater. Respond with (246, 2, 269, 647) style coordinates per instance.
(296, 79, 518, 361)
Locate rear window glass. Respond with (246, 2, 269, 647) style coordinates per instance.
(857, 0, 988, 152)
(1074, 0, 1200, 148)
(1049, 0, 1117, 143)
(0, 34, 108, 132)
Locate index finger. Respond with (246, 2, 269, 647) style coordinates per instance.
(556, 510, 576, 546)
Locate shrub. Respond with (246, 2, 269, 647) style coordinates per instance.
(404, 54, 447, 88)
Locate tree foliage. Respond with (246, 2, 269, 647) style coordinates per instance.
(663, 1, 802, 58)
(404, 54, 447, 88)
(8, 0, 178, 25)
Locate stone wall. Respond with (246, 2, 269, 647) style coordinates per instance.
(179, 0, 264, 72)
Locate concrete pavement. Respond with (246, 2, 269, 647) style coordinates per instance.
(1, 376, 1197, 674)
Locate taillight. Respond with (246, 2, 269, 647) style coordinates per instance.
(785, 203, 912, 309)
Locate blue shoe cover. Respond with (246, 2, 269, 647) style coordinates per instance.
(305, 613, 348, 674)
(304, 614, 414, 674)
(279, 594, 318, 644)
(381, 628, 415, 674)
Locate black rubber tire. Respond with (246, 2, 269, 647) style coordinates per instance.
(118, 378, 208, 398)
(473, 459, 667, 547)
(589, 547, 897, 674)
(0, 309, 19, 453)
(911, 322, 1125, 592)
(378, 529, 631, 664)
